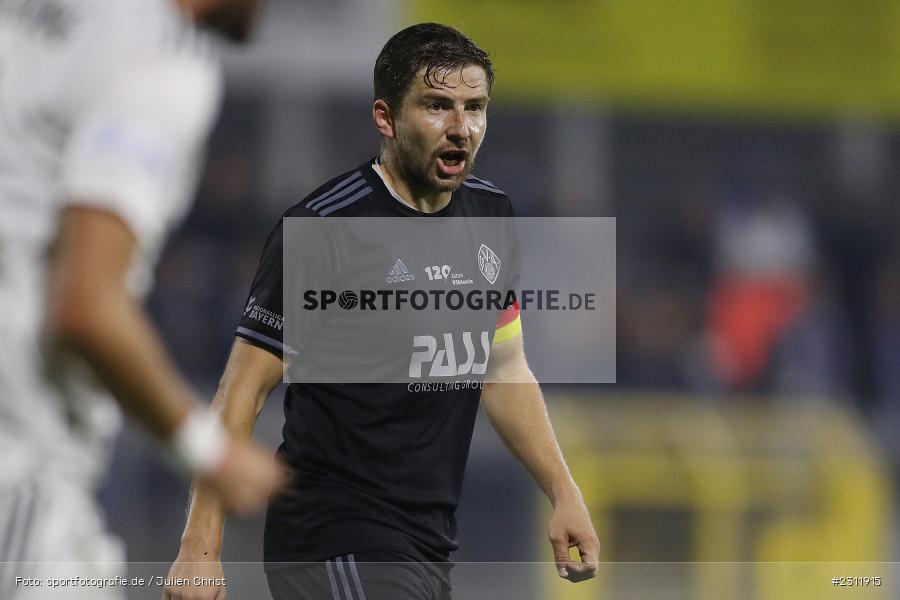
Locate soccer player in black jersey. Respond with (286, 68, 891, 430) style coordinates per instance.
(166, 23, 599, 600)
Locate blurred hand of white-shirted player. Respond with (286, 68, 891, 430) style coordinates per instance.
(201, 437, 286, 516)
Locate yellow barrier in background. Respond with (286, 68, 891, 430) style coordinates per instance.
(412, 0, 900, 121)
(541, 394, 895, 599)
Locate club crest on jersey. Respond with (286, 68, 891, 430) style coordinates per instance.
(477, 244, 501, 285)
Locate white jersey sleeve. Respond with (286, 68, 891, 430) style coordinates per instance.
(61, 53, 222, 246)
(0, 0, 224, 485)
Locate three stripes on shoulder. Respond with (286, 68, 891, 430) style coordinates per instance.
(305, 171, 371, 216)
(305, 171, 505, 217)
(463, 175, 505, 195)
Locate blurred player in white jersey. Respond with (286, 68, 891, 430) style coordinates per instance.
(0, 0, 282, 596)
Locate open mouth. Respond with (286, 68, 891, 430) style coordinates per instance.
(437, 150, 467, 176)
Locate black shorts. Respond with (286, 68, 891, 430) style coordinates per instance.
(265, 551, 452, 600)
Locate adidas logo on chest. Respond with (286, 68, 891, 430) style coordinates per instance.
(386, 259, 415, 283)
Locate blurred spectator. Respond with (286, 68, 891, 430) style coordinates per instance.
(707, 182, 826, 393)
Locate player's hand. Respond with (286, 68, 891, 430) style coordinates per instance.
(202, 439, 287, 515)
(162, 555, 225, 600)
(548, 496, 600, 583)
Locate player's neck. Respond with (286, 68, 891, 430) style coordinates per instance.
(175, 0, 215, 19)
(377, 153, 451, 214)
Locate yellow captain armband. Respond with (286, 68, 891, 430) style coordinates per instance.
(493, 313, 522, 344)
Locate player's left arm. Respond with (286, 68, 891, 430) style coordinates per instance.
(482, 331, 600, 583)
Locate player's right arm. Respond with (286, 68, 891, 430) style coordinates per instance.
(164, 337, 283, 600)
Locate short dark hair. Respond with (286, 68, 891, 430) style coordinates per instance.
(374, 23, 494, 111)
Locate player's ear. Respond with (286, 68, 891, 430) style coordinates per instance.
(373, 99, 396, 139)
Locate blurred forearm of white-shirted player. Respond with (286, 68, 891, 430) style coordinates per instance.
(482, 333, 601, 583)
(45, 208, 284, 516)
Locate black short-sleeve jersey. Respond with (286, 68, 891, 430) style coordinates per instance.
(236, 158, 518, 566)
